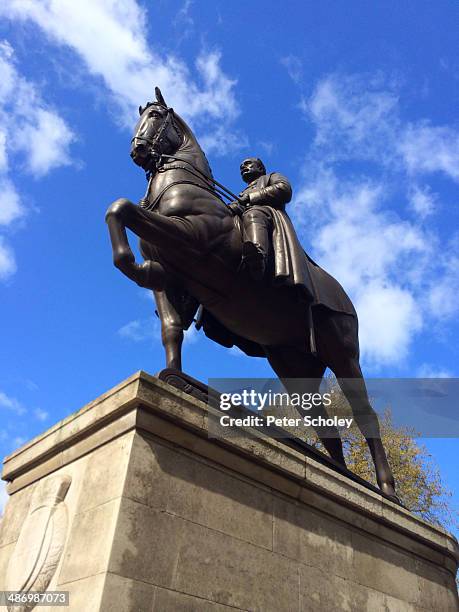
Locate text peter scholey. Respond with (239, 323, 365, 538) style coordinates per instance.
(219, 414, 354, 428)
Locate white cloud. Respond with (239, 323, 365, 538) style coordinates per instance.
(0, 178, 23, 225)
(427, 246, 459, 320)
(0, 40, 75, 277)
(0, 236, 16, 279)
(0, 1, 241, 139)
(304, 73, 459, 183)
(0, 129, 8, 171)
(21, 109, 75, 177)
(356, 283, 422, 364)
(258, 140, 275, 156)
(118, 317, 160, 342)
(200, 125, 248, 157)
(34, 408, 49, 422)
(408, 185, 436, 218)
(0, 41, 75, 178)
(294, 72, 459, 368)
(280, 54, 303, 85)
(0, 390, 26, 415)
(292, 171, 427, 366)
(174, 0, 194, 41)
(119, 317, 200, 345)
(399, 123, 459, 182)
(417, 364, 453, 378)
(304, 74, 399, 162)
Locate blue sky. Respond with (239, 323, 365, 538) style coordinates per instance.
(0, 1, 458, 529)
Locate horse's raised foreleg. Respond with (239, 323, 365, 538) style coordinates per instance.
(106, 198, 190, 289)
(154, 288, 184, 370)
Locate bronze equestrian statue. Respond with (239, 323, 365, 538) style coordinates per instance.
(105, 87, 398, 501)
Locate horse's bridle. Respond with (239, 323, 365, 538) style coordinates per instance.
(134, 105, 243, 211)
(132, 105, 180, 166)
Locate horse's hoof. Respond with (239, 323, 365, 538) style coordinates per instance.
(380, 482, 401, 504)
(135, 260, 165, 290)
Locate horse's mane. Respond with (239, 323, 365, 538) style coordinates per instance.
(172, 112, 214, 179)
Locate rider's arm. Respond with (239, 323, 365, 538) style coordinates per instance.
(248, 173, 292, 208)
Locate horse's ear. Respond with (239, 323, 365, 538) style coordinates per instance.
(138, 105, 144, 116)
(155, 87, 167, 107)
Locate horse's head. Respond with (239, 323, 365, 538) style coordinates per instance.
(130, 87, 182, 172)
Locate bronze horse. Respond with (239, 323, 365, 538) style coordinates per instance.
(106, 88, 397, 500)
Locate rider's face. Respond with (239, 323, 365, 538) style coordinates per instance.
(240, 158, 264, 183)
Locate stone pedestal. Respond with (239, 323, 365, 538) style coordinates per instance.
(0, 371, 458, 611)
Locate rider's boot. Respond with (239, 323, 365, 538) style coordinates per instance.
(242, 220, 269, 282)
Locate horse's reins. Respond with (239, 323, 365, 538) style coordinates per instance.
(138, 155, 244, 212)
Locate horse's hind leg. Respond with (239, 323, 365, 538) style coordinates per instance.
(264, 346, 346, 466)
(332, 360, 397, 499)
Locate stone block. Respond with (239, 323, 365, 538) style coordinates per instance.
(273, 494, 353, 579)
(352, 530, 421, 604)
(58, 572, 105, 612)
(126, 433, 273, 549)
(0, 483, 35, 547)
(75, 432, 134, 514)
(153, 586, 241, 611)
(173, 520, 299, 611)
(58, 498, 120, 584)
(299, 565, 387, 612)
(99, 572, 155, 612)
(108, 497, 186, 588)
(415, 557, 459, 611)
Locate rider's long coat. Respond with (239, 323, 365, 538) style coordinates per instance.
(240, 173, 356, 316)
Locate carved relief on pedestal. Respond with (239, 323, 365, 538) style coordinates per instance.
(5, 474, 72, 612)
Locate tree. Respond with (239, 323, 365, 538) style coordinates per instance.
(305, 383, 458, 530)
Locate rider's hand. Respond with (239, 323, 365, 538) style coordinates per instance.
(228, 202, 244, 216)
(239, 193, 250, 205)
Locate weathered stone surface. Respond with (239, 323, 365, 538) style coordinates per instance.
(76, 432, 134, 514)
(415, 556, 459, 611)
(0, 483, 35, 547)
(125, 433, 273, 549)
(273, 494, 353, 579)
(0, 543, 15, 591)
(109, 497, 186, 588)
(58, 498, 120, 584)
(59, 572, 105, 612)
(299, 565, 386, 612)
(173, 520, 299, 611)
(99, 572, 155, 612)
(153, 586, 242, 611)
(352, 530, 421, 603)
(0, 371, 457, 612)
